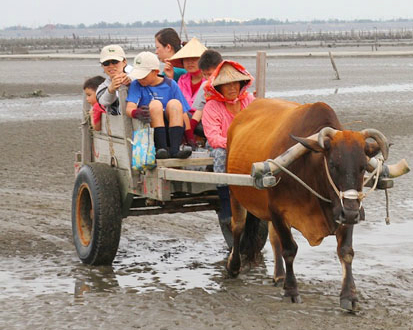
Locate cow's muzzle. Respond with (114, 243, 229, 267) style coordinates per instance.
(336, 192, 364, 225)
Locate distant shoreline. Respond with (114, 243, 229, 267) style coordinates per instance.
(1, 49, 413, 60)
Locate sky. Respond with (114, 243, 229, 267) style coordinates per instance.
(1, 0, 413, 28)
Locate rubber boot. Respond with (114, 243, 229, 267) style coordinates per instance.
(154, 127, 169, 159)
(169, 126, 192, 159)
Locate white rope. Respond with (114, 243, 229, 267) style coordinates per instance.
(266, 159, 332, 203)
(363, 157, 383, 198)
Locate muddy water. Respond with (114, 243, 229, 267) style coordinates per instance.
(0, 55, 412, 329)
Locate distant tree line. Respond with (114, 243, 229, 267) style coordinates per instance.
(3, 18, 413, 31)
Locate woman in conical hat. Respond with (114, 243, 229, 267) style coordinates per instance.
(169, 37, 208, 148)
(202, 60, 255, 230)
(203, 60, 254, 150)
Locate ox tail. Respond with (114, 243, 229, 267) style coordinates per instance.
(240, 212, 267, 262)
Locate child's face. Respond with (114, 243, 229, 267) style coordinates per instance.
(201, 67, 217, 79)
(138, 70, 159, 86)
(102, 59, 127, 79)
(84, 88, 98, 106)
(182, 57, 200, 73)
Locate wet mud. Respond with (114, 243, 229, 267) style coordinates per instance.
(0, 55, 412, 329)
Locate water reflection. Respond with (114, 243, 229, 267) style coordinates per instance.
(73, 265, 119, 298)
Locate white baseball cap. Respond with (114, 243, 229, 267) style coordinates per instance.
(129, 52, 160, 80)
(100, 44, 126, 63)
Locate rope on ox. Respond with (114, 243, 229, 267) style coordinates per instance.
(266, 158, 332, 203)
(266, 156, 390, 222)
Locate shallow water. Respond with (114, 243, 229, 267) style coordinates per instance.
(0, 55, 412, 329)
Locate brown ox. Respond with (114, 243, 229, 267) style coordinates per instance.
(226, 98, 389, 311)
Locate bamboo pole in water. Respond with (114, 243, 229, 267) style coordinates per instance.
(329, 51, 340, 80)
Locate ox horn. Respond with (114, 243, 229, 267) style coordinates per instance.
(317, 127, 339, 149)
(361, 129, 389, 160)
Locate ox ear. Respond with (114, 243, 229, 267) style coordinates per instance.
(290, 134, 325, 153)
(365, 141, 381, 158)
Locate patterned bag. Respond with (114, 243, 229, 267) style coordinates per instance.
(131, 124, 156, 171)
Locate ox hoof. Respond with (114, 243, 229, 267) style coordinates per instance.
(273, 277, 284, 287)
(283, 294, 302, 304)
(340, 298, 359, 312)
(226, 260, 240, 278)
(226, 267, 240, 278)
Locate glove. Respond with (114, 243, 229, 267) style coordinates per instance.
(132, 105, 151, 124)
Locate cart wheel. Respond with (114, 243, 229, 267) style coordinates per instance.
(72, 163, 122, 265)
(221, 212, 268, 254)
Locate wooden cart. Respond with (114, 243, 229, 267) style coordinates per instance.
(72, 83, 272, 265)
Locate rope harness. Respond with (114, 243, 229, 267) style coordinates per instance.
(266, 156, 390, 223)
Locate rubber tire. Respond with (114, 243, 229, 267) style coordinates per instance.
(221, 212, 269, 254)
(72, 163, 122, 265)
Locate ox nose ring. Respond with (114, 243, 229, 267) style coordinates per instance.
(339, 189, 364, 210)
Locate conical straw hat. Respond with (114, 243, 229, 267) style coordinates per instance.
(169, 37, 207, 68)
(212, 63, 251, 86)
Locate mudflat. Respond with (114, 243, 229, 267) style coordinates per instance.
(0, 52, 412, 329)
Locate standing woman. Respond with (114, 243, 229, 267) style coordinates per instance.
(155, 28, 186, 82)
(202, 60, 254, 234)
(169, 37, 208, 147)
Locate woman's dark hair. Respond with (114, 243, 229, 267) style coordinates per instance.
(155, 28, 182, 53)
(198, 50, 223, 71)
(83, 75, 105, 91)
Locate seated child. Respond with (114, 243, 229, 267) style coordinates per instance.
(96, 44, 132, 115)
(125, 51, 192, 159)
(83, 76, 106, 131)
(191, 49, 223, 138)
(169, 37, 207, 149)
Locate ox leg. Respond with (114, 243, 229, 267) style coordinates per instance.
(336, 225, 359, 311)
(226, 198, 247, 278)
(269, 209, 301, 303)
(269, 222, 285, 286)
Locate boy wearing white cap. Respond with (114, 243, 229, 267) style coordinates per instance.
(126, 51, 192, 159)
(96, 44, 132, 115)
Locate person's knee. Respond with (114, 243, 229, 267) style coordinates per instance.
(149, 100, 163, 118)
(166, 99, 183, 114)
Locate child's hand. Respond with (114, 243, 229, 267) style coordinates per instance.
(163, 60, 174, 79)
(108, 74, 124, 93)
(132, 105, 151, 124)
(121, 74, 131, 86)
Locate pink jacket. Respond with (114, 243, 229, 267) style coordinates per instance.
(178, 72, 205, 107)
(202, 94, 255, 149)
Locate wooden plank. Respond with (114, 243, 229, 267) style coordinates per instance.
(92, 137, 131, 169)
(81, 94, 92, 164)
(157, 168, 254, 186)
(255, 51, 266, 98)
(119, 86, 135, 190)
(156, 157, 214, 167)
(100, 114, 125, 138)
(170, 181, 217, 194)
